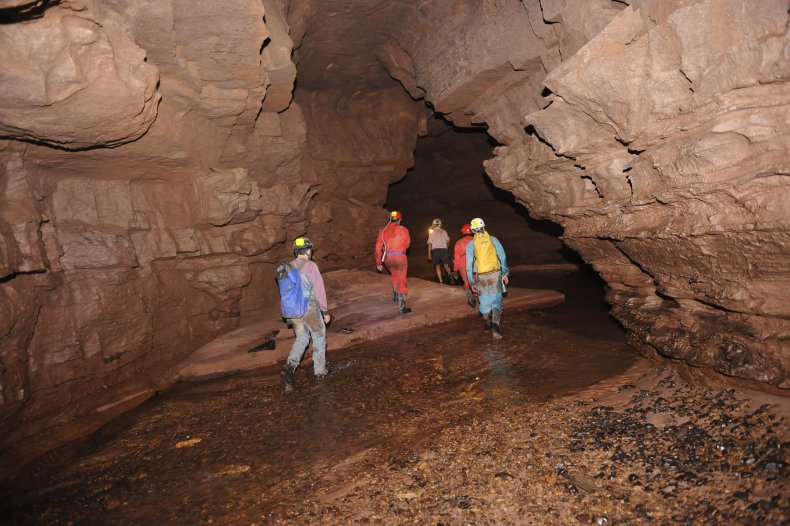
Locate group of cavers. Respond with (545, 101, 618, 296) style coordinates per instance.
(275, 211, 509, 392)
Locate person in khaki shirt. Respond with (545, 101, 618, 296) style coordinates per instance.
(427, 218, 453, 284)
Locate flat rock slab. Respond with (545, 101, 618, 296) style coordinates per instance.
(174, 269, 564, 380)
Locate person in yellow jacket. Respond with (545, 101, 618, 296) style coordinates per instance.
(465, 217, 509, 339)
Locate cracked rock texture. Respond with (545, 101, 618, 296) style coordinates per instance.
(0, 0, 423, 475)
(384, 0, 790, 387)
(0, 0, 788, 476)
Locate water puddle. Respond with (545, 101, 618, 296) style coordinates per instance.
(1, 270, 639, 524)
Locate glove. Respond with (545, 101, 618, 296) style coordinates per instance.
(376, 265, 383, 272)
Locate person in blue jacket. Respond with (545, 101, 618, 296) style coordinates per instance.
(466, 217, 509, 339)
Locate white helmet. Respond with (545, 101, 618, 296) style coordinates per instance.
(431, 218, 442, 227)
(470, 217, 485, 233)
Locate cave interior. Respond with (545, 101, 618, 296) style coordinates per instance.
(0, 0, 788, 489)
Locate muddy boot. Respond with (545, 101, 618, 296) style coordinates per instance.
(466, 288, 476, 309)
(482, 314, 491, 332)
(392, 286, 398, 303)
(315, 367, 331, 381)
(281, 362, 296, 393)
(397, 294, 412, 314)
(491, 309, 503, 340)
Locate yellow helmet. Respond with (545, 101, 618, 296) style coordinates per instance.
(293, 237, 313, 256)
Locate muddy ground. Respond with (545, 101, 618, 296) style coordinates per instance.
(1, 270, 787, 525)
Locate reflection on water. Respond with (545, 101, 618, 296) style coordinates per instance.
(1, 270, 637, 524)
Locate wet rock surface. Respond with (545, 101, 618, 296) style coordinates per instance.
(1, 271, 786, 524)
(2, 1, 788, 488)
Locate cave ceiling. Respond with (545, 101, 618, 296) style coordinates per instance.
(292, 0, 412, 92)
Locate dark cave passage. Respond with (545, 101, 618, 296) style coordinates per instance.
(386, 121, 578, 281)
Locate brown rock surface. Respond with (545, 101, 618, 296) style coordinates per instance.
(0, 4, 160, 148)
(0, 0, 788, 483)
(374, 0, 790, 387)
(485, 0, 790, 386)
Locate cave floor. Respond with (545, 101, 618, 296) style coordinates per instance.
(174, 266, 566, 381)
(1, 271, 788, 525)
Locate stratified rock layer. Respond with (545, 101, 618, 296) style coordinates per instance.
(0, 0, 787, 480)
(384, 0, 788, 387)
(491, 1, 790, 387)
(0, 0, 423, 476)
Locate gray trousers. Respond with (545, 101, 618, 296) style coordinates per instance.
(476, 270, 504, 316)
(286, 299, 327, 375)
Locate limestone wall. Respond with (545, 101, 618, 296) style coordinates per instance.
(1, 0, 787, 480)
(0, 0, 424, 475)
(391, 0, 790, 387)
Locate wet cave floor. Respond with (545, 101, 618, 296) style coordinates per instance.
(2, 270, 788, 525)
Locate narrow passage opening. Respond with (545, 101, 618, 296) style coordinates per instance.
(384, 119, 613, 323)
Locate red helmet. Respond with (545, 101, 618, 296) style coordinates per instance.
(461, 223, 472, 235)
(389, 210, 402, 222)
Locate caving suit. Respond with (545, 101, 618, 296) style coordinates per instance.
(285, 258, 329, 376)
(375, 222, 411, 298)
(466, 231, 509, 322)
(454, 234, 477, 306)
(453, 235, 474, 289)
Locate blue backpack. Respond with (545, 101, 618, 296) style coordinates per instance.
(275, 261, 309, 319)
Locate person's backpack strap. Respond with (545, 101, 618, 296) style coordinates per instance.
(274, 261, 292, 281)
(292, 258, 313, 297)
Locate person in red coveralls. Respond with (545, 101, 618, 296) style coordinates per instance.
(375, 210, 412, 314)
(453, 223, 477, 308)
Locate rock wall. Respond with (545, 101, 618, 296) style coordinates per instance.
(1, 0, 787, 480)
(502, 0, 790, 387)
(297, 88, 428, 262)
(0, 0, 425, 476)
(387, 0, 790, 387)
